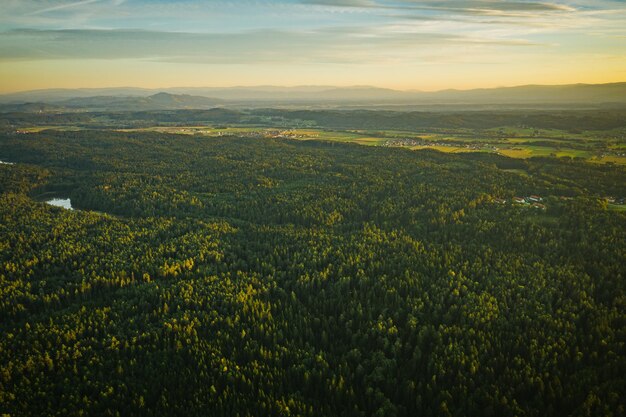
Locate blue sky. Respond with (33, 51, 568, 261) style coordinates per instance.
(1, 0, 625, 92)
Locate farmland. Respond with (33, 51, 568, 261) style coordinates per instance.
(9, 122, 626, 164)
(4, 107, 625, 164)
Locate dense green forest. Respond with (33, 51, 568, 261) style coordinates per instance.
(3, 108, 626, 132)
(0, 129, 624, 416)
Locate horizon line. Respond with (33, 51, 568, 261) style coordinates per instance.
(2, 80, 626, 96)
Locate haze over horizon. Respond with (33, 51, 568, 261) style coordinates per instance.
(1, 0, 625, 94)
(4, 81, 626, 96)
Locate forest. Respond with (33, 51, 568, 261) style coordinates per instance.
(2, 108, 626, 132)
(0, 128, 625, 416)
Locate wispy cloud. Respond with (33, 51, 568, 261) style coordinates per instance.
(303, 0, 375, 6)
(303, 0, 576, 14)
(0, 0, 624, 91)
(29, 0, 103, 15)
(0, 26, 544, 65)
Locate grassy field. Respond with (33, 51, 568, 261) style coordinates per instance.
(114, 126, 388, 146)
(19, 123, 626, 165)
(498, 148, 533, 158)
(498, 147, 592, 159)
(590, 155, 626, 165)
(17, 126, 84, 133)
(410, 145, 482, 153)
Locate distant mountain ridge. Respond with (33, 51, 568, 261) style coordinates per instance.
(1, 82, 625, 111)
(60, 92, 223, 110)
(0, 92, 223, 112)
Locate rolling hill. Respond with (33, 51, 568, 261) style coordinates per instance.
(1, 82, 625, 111)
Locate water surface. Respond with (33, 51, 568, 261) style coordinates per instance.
(46, 198, 73, 210)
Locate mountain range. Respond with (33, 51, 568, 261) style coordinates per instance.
(1, 82, 625, 111)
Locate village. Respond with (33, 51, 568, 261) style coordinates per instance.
(214, 129, 316, 140)
(384, 137, 494, 151)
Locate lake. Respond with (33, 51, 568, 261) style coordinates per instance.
(46, 198, 73, 210)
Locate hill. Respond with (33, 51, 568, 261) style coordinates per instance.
(0, 92, 223, 112)
(2, 82, 625, 110)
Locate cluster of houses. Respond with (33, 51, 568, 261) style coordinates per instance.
(513, 195, 546, 209)
(384, 138, 494, 151)
(493, 195, 546, 210)
(266, 130, 316, 139)
(600, 151, 626, 158)
(384, 138, 424, 147)
(213, 129, 314, 140)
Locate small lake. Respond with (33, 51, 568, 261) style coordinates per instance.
(46, 198, 74, 210)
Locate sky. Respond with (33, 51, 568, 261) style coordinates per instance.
(0, 0, 625, 93)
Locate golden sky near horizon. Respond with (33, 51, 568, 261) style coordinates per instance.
(1, 0, 625, 93)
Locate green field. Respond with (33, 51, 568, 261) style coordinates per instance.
(15, 120, 626, 165)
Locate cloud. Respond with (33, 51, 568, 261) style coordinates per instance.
(303, 0, 576, 15)
(0, 0, 622, 68)
(302, 0, 375, 6)
(0, 27, 542, 65)
(29, 0, 103, 15)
